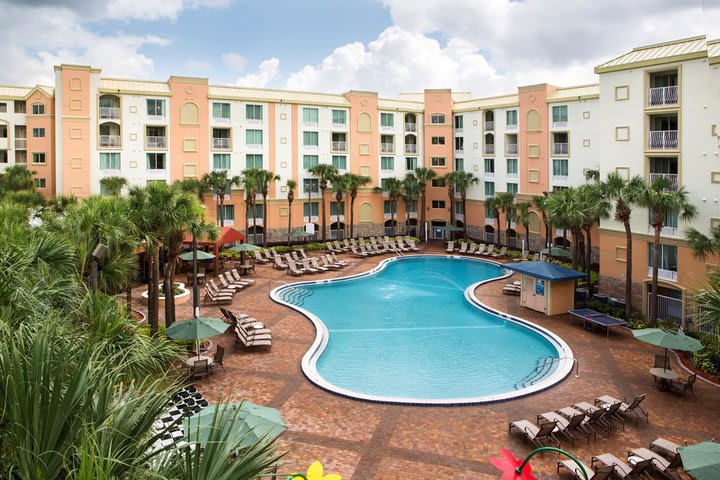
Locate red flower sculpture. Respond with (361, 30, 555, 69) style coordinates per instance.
(490, 448, 536, 480)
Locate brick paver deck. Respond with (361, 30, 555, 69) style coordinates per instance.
(135, 243, 720, 479)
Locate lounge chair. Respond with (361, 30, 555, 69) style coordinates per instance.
(558, 406, 610, 438)
(331, 252, 350, 265)
(574, 401, 624, 432)
(591, 454, 653, 479)
(234, 325, 271, 349)
(326, 242, 337, 252)
(467, 243, 477, 254)
(482, 245, 496, 256)
(349, 238, 358, 247)
(458, 242, 468, 254)
(650, 438, 685, 460)
(204, 285, 233, 305)
(298, 259, 317, 273)
(474, 244, 486, 255)
(273, 256, 288, 270)
(263, 249, 275, 261)
(334, 240, 347, 252)
(208, 279, 234, 296)
(513, 251, 529, 262)
(502, 284, 521, 296)
(320, 255, 342, 270)
(594, 394, 649, 425)
(217, 273, 244, 290)
(628, 447, 682, 478)
(351, 246, 368, 258)
(531, 252, 540, 261)
(384, 235, 390, 243)
(492, 246, 507, 258)
(309, 257, 329, 272)
(537, 411, 592, 446)
(270, 247, 280, 258)
(446, 241, 455, 253)
(229, 269, 255, 285)
(299, 249, 309, 260)
(286, 260, 304, 276)
(291, 251, 302, 262)
(557, 460, 614, 480)
(406, 239, 420, 251)
(508, 419, 560, 449)
(672, 373, 696, 396)
(253, 250, 270, 263)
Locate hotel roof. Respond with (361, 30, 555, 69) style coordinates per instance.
(377, 98, 424, 112)
(208, 86, 350, 106)
(99, 78, 172, 96)
(0, 85, 55, 99)
(547, 84, 600, 102)
(453, 93, 519, 111)
(595, 35, 708, 73)
(708, 39, 720, 64)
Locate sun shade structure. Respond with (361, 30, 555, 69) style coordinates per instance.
(183, 226, 245, 274)
(179, 250, 215, 261)
(504, 262, 585, 316)
(228, 243, 261, 264)
(677, 441, 720, 480)
(504, 262, 586, 281)
(632, 328, 703, 370)
(163, 317, 229, 357)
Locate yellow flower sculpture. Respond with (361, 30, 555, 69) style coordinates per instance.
(304, 461, 342, 480)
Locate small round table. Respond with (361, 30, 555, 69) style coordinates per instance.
(650, 367, 679, 391)
(186, 355, 214, 367)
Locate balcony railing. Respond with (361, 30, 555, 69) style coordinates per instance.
(553, 175, 569, 183)
(332, 122, 347, 130)
(648, 172, 678, 190)
(303, 121, 318, 128)
(552, 121, 567, 128)
(552, 143, 569, 155)
(332, 141, 347, 151)
(99, 107, 120, 120)
(647, 224, 678, 237)
(506, 123, 517, 131)
(146, 136, 166, 149)
(454, 127, 463, 134)
(405, 144, 417, 154)
(381, 143, 394, 153)
(483, 171, 495, 178)
(99, 135, 121, 148)
(649, 130, 678, 149)
(484, 144, 495, 155)
(212, 116, 230, 124)
(404, 122, 417, 132)
(213, 138, 230, 149)
(648, 86, 678, 106)
(455, 148, 464, 155)
(507, 172, 518, 180)
(646, 293, 682, 325)
(484, 120, 494, 131)
(506, 144, 518, 155)
(648, 266, 677, 282)
(15, 138, 27, 149)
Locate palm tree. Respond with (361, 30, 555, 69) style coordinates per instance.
(515, 202, 531, 251)
(345, 173, 371, 238)
(484, 196, 501, 246)
(307, 164, 338, 241)
(46, 194, 77, 215)
(578, 183, 611, 285)
(285, 179, 297, 246)
(255, 169, 280, 248)
(414, 167, 437, 241)
(202, 171, 241, 227)
(496, 191, 516, 247)
(99, 176, 128, 196)
(602, 173, 645, 320)
(638, 177, 698, 325)
(546, 188, 585, 270)
(331, 173, 350, 239)
(532, 193, 551, 254)
(376, 178, 404, 236)
(452, 171, 480, 239)
(687, 225, 720, 259)
(442, 172, 458, 235)
(241, 169, 260, 244)
(176, 177, 209, 203)
(0, 164, 36, 194)
(694, 271, 720, 338)
(402, 174, 420, 236)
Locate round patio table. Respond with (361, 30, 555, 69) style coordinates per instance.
(186, 355, 214, 367)
(650, 367, 679, 391)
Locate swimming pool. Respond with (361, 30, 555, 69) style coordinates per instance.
(271, 255, 573, 405)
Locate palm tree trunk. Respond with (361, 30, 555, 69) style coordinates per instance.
(262, 194, 269, 248)
(651, 226, 661, 326)
(163, 254, 177, 327)
(148, 249, 160, 335)
(320, 187, 327, 241)
(495, 216, 500, 246)
(572, 230, 580, 271)
(420, 189, 427, 241)
(252, 199, 258, 245)
(584, 227, 592, 288)
(525, 224, 530, 252)
(390, 200, 395, 236)
(349, 194, 356, 238)
(462, 195, 468, 239)
(218, 194, 225, 227)
(287, 200, 293, 247)
(624, 219, 633, 320)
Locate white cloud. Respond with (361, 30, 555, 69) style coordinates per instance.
(235, 58, 280, 88)
(185, 59, 213, 73)
(221, 52, 247, 71)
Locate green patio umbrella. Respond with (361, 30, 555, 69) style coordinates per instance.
(228, 243, 261, 264)
(289, 230, 310, 237)
(164, 317, 229, 357)
(632, 328, 703, 370)
(179, 250, 215, 261)
(183, 402, 287, 448)
(541, 247, 571, 258)
(677, 442, 720, 480)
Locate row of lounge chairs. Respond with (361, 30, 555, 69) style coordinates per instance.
(272, 252, 349, 276)
(203, 269, 256, 304)
(447, 241, 541, 262)
(151, 386, 208, 450)
(328, 236, 419, 254)
(220, 307, 272, 349)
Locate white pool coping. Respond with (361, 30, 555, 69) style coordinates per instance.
(269, 254, 575, 406)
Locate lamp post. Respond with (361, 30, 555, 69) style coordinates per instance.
(192, 231, 199, 318)
(90, 243, 108, 293)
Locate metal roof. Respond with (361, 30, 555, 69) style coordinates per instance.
(547, 84, 600, 102)
(377, 98, 424, 112)
(595, 35, 708, 73)
(504, 261, 586, 281)
(0, 86, 32, 99)
(208, 86, 350, 106)
(708, 39, 720, 64)
(99, 78, 171, 95)
(453, 93, 519, 111)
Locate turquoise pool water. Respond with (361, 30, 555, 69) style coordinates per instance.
(273, 256, 571, 404)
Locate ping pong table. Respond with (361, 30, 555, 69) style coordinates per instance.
(569, 308, 628, 337)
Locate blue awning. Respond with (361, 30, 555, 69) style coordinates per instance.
(504, 261, 586, 281)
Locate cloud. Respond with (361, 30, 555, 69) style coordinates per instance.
(185, 59, 213, 73)
(235, 58, 280, 88)
(221, 52, 247, 71)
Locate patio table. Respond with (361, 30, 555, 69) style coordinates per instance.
(186, 355, 214, 367)
(650, 367, 679, 391)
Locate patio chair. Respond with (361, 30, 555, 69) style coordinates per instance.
(301, 258, 320, 274)
(654, 354, 671, 370)
(299, 249, 309, 260)
(537, 411, 592, 446)
(446, 241, 455, 253)
(595, 394, 649, 425)
(229, 269, 255, 286)
(309, 257, 329, 272)
(492, 246, 508, 258)
(326, 242, 337, 252)
(270, 247, 280, 258)
(531, 252, 540, 261)
(291, 251, 302, 262)
(591, 453, 653, 479)
(234, 325, 271, 349)
(351, 246, 368, 258)
(335, 240, 348, 252)
(191, 359, 210, 380)
(331, 252, 350, 265)
(574, 401, 624, 432)
(671, 373, 696, 397)
(513, 251, 529, 262)
(458, 242, 468, 254)
(347, 238, 356, 248)
(204, 284, 233, 305)
(406, 239, 420, 251)
(208, 279, 234, 296)
(467, 243, 477, 254)
(286, 260, 304, 276)
(557, 460, 614, 480)
(217, 273, 244, 291)
(253, 250, 269, 263)
(559, 406, 610, 438)
(628, 447, 683, 479)
(384, 235, 390, 243)
(508, 419, 560, 449)
(482, 245, 496, 256)
(474, 244, 486, 255)
(273, 255, 288, 270)
(649, 438, 684, 459)
(211, 345, 225, 371)
(320, 255, 342, 270)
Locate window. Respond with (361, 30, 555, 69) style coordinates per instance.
(248, 204, 263, 220)
(0, 151, 6, 163)
(213, 154, 231, 170)
(406, 157, 417, 170)
(381, 156, 394, 171)
(380, 178, 390, 191)
(147, 99, 165, 116)
(431, 136, 445, 145)
(31, 104, 45, 115)
(0, 103, 6, 113)
(332, 109, 346, 126)
(484, 181, 495, 197)
(147, 152, 166, 170)
(0, 125, 6, 138)
(552, 105, 568, 125)
(431, 157, 445, 167)
(330, 202, 345, 216)
(553, 158, 569, 177)
(32, 152, 46, 164)
(485, 206, 495, 220)
(246, 129, 263, 145)
(507, 158, 518, 174)
(383, 200, 396, 215)
(407, 200, 417, 213)
(648, 210, 678, 229)
(303, 131, 319, 147)
(431, 178, 445, 188)
(484, 158, 495, 173)
(212, 102, 231, 120)
(506, 110, 518, 128)
(99, 152, 120, 170)
(455, 137, 464, 152)
(303, 201, 319, 217)
(380, 112, 394, 128)
(217, 205, 235, 225)
(15, 101, 26, 114)
(648, 243, 678, 272)
(32, 128, 45, 138)
(303, 178, 319, 193)
(245, 154, 263, 169)
(303, 108, 319, 125)
(431, 200, 446, 209)
(431, 114, 445, 124)
(455, 158, 464, 171)
(331, 155, 347, 170)
(34, 178, 46, 188)
(507, 183, 518, 194)
(454, 115, 463, 129)
(303, 155, 319, 170)
(455, 201, 464, 215)
(246, 104, 262, 120)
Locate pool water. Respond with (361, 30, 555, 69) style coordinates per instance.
(274, 256, 571, 404)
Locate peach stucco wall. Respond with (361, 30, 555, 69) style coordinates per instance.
(423, 90, 453, 225)
(519, 85, 554, 196)
(168, 77, 209, 182)
(26, 88, 55, 197)
(59, 66, 92, 197)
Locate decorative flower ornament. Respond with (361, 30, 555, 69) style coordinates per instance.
(490, 448, 536, 480)
(288, 461, 341, 480)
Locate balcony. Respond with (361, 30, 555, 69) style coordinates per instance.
(506, 123, 517, 131)
(332, 141, 347, 152)
(484, 120, 494, 131)
(552, 143, 569, 155)
(484, 144, 495, 155)
(99, 135, 121, 148)
(15, 138, 27, 150)
(647, 224, 678, 237)
(455, 147, 464, 155)
(405, 144, 417, 154)
(649, 130, 678, 150)
(506, 144, 518, 155)
(507, 172, 518, 180)
(553, 175, 569, 184)
(332, 122, 347, 130)
(212, 116, 230, 124)
(381, 143, 394, 153)
(146, 136, 166, 149)
(483, 171, 495, 179)
(99, 107, 120, 120)
(552, 121, 567, 129)
(648, 173, 678, 190)
(303, 121, 318, 129)
(648, 266, 677, 282)
(648, 86, 678, 106)
(213, 138, 230, 149)
(404, 122, 417, 132)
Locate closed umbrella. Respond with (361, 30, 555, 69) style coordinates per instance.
(163, 317, 229, 357)
(228, 243, 261, 265)
(632, 328, 703, 370)
(677, 442, 720, 480)
(179, 250, 215, 261)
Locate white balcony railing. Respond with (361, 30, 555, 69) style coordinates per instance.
(332, 122, 347, 130)
(15, 138, 27, 149)
(484, 171, 495, 178)
(148, 115, 166, 123)
(455, 148, 464, 155)
(647, 224, 678, 237)
(405, 144, 417, 154)
(555, 228, 567, 236)
(553, 175, 569, 183)
(552, 143, 569, 155)
(332, 141, 347, 151)
(648, 86, 678, 106)
(507, 172, 518, 180)
(484, 120, 494, 131)
(552, 121, 567, 128)
(454, 127, 463, 134)
(648, 173, 678, 190)
(506, 124, 517, 131)
(649, 130, 678, 149)
(484, 144, 495, 155)
(506, 144, 518, 155)
(303, 121, 318, 129)
(646, 293, 682, 325)
(381, 143, 394, 153)
(100, 135, 121, 148)
(213, 138, 230, 149)
(213, 116, 230, 124)
(99, 107, 120, 120)
(648, 266, 677, 282)
(405, 122, 417, 132)
(145, 136, 166, 149)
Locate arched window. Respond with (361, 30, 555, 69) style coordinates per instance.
(357, 112, 371, 132)
(180, 102, 200, 125)
(526, 109, 540, 131)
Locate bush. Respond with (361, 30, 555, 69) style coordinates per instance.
(692, 335, 720, 374)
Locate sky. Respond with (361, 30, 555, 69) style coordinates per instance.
(2, 0, 720, 98)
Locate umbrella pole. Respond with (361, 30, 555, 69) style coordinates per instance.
(664, 347, 669, 371)
(192, 233, 199, 318)
(196, 338, 200, 358)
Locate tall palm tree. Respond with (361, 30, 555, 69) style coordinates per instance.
(202, 171, 241, 227)
(694, 271, 720, 338)
(255, 169, 280, 248)
(442, 172, 458, 234)
(331, 173, 350, 239)
(602, 173, 645, 320)
(496, 191, 516, 247)
(285, 179, 297, 247)
(307, 164, 338, 241)
(577, 183, 611, 286)
(402, 174, 420, 236)
(484, 196, 501, 246)
(687, 225, 720, 259)
(515, 202, 531, 251)
(452, 171, 480, 239)
(532, 193, 551, 253)
(99, 176, 128, 196)
(638, 177, 697, 325)
(176, 177, 209, 203)
(546, 188, 585, 270)
(241, 169, 260, 244)
(376, 177, 404, 236)
(346, 173, 371, 239)
(414, 167, 437, 241)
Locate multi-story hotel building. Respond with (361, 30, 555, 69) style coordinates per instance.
(0, 35, 718, 323)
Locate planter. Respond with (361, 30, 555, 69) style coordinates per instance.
(131, 308, 147, 324)
(141, 282, 191, 307)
